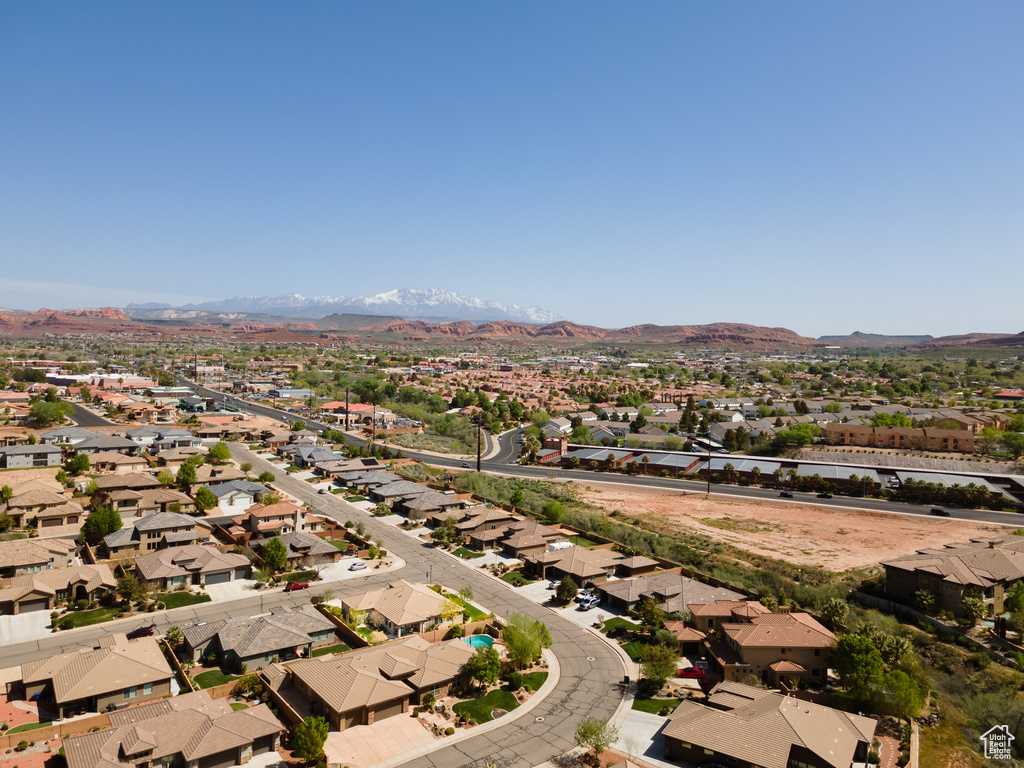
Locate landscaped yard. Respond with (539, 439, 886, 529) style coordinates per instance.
(566, 535, 597, 548)
(520, 671, 548, 691)
(500, 571, 530, 587)
(58, 605, 121, 629)
(621, 640, 650, 661)
(452, 689, 519, 724)
(7, 721, 54, 734)
(329, 539, 355, 550)
(632, 697, 681, 715)
(312, 643, 351, 657)
(452, 547, 484, 560)
(158, 592, 213, 610)
(447, 594, 487, 622)
(344, 495, 366, 502)
(601, 617, 642, 634)
(193, 670, 239, 689)
(230, 702, 250, 711)
(281, 570, 319, 583)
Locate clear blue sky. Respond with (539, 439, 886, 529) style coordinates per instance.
(2, 2, 1022, 337)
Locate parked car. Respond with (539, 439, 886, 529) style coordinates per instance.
(817, 492, 833, 499)
(929, 507, 950, 517)
(349, 561, 368, 571)
(284, 582, 309, 592)
(574, 589, 594, 603)
(546, 580, 560, 590)
(318, 487, 330, 494)
(578, 596, 599, 610)
(127, 623, 156, 640)
(779, 491, 793, 498)
(677, 667, 706, 679)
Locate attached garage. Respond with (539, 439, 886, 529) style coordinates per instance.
(374, 699, 404, 722)
(197, 751, 236, 768)
(40, 518, 63, 529)
(204, 571, 232, 586)
(20, 598, 51, 613)
(252, 735, 275, 755)
(341, 710, 361, 729)
(235, 567, 250, 580)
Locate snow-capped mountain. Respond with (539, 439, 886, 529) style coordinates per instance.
(128, 289, 563, 324)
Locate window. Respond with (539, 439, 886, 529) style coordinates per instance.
(814, 649, 820, 656)
(124, 687, 138, 699)
(143, 683, 153, 695)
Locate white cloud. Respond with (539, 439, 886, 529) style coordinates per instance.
(0, 278, 209, 310)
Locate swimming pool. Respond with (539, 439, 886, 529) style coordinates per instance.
(463, 635, 494, 648)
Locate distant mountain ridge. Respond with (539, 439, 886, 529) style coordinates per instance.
(127, 288, 564, 324)
(817, 331, 934, 347)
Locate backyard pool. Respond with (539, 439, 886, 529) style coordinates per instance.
(463, 635, 494, 648)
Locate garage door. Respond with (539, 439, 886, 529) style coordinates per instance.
(40, 518, 62, 528)
(374, 699, 403, 722)
(20, 599, 50, 613)
(342, 711, 360, 729)
(205, 571, 231, 585)
(252, 735, 274, 756)
(197, 751, 235, 768)
(235, 567, 249, 580)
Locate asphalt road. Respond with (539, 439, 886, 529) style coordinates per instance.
(63, 400, 116, 427)
(0, 443, 626, 768)
(177, 376, 1023, 527)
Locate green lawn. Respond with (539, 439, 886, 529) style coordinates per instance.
(193, 670, 239, 689)
(158, 592, 213, 610)
(452, 689, 519, 724)
(601, 617, 642, 634)
(521, 671, 548, 691)
(329, 539, 355, 550)
(500, 571, 530, 587)
(356, 627, 374, 641)
(632, 698, 681, 715)
(312, 643, 351, 657)
(447, 594, 487, 622)
(452, 547, 484, 560)
(7, 721, 54, 734)
(621, 640, 650, 661)
(230, 702, 250, 711)
(567, 535, 597, 548)
(344, 495, 366, 502)
(58, 606, 121, 628)
(281, 570, 319, 583)
(0, 533, 28, 541)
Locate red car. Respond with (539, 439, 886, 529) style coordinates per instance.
(677, 667, 706, 679)
(126, 623, 156, 639)
(284, 583, 309, 592)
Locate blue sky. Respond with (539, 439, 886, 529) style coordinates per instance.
(2, 2, 1022, 337)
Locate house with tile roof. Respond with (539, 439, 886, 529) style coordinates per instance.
(0, 563, 117, 615)
(882, 534, 1024, 618)
(341, 579, 462, 636)
(87, 451, 150, 474)
(663, 681, 875, 768)
(181, 604, 336, 671)
(103, 512, 211, 559)
(4, 487, 71, 527)
(287, 635, 475, 730)
(523, 545, 621, 586)
(693, 605, 836, 687)
(74, 435, 141, 457)
(191, 464, 246, 488)
(228, 501, 323, 539)
(254, 531, 341, 567)
(0, 538, 77, 578)
(0, 444, 62, 469)
(21, 633, 175, 718)
(134, 544, 251, 590)
(93, 472, 164, 494)
(597, 571, 691, 614)
(62, 688, 284, 768)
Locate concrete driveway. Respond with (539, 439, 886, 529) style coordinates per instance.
(317, 557, 403, 583)
(0, 611, 52, 644)
(324, 712, 434, 768)
(205, 578, 261, 602)
(610, 708, 677, 768)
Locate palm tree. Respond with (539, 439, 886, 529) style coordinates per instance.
(165, 625, 184, 648)
(751, 467, 761, 487)
(773, 468, 783, 487)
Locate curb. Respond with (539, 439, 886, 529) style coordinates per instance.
(366, 648, 561, 768)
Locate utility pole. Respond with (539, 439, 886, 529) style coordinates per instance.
(706, 436, 712, 496)
(476, 418, 482, 473)
(345, 387, 350, 432)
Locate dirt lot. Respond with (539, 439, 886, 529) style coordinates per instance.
(577, 480, 1014, 572)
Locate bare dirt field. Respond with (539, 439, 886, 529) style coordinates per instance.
(576, 480, 1015, 572)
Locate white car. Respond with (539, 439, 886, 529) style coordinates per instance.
(546, 580, 559, 590)
(348, 561, 368, 571)
(578, 596, 599, 611)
